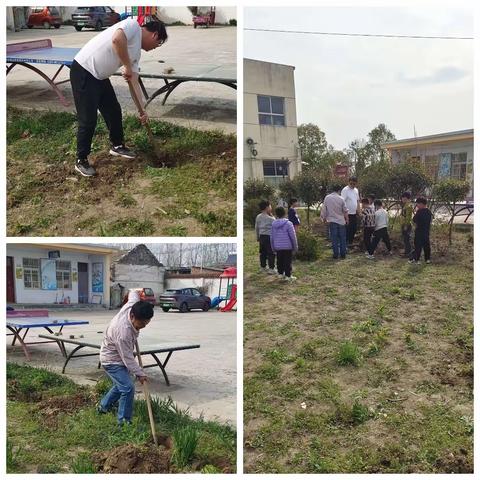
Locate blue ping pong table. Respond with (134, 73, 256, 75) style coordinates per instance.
(7, 317, 89, 361)
(6, 39, 79, 106)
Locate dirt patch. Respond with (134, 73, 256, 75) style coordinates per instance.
(434, 449, 473, 473)
(94, 443, 171, 473)
(36, 392, 94, 427)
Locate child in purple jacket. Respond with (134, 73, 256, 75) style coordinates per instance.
(271, 206, 298, 281)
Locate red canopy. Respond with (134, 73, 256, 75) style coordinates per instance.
(220, 266, 237, 278)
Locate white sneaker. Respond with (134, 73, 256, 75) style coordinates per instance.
(266, 268, 277, 275)
(284, 275, 297, 281)
(366, 255, 375, 260)
(408, 259, 418, 264)
(425, 260, 431, 264)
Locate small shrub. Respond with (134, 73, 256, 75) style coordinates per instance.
(296, 229, 320, 261)
(244, 179, 276, 201)
(228, 19, 237, 26)
(172, 425, 201, 469)
(336, 341, 361, 366)
(71, 453, 97, 473)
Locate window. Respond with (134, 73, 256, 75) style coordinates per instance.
(23, 258, 41, 289)
(257, 95, 285, 126)
(263, 160, 290, 186)
(56, 260, 72, 290)
(424, 155, 439, 182)
(192, 289, 202, 296)
(451, 152, 467, 180)
(48, 7, 60, 16)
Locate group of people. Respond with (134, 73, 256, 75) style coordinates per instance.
(254, 177, 434, 279)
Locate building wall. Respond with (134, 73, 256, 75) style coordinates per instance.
(112, 264, 165, 298)
(165, 277, 222, 298)
(7, 246, 110, 306)
(244, 59, 302, 184)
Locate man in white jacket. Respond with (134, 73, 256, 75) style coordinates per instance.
(98, 288, 154, 424)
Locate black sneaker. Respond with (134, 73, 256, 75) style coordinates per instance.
(75, 159, 96, 177)
(109, 144, 136, 159)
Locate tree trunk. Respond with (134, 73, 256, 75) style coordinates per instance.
(307, 206, 310, 226)
(448, 202, 455, 246)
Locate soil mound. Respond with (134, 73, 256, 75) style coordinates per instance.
(37, 392, 93, 427)
(94, 443, 171, 473)
(435, 449, 473, 473)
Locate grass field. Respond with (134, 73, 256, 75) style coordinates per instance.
(243, 225, 473, 473)
(7, 363, 236, 473)
(7, 107, 236, 236)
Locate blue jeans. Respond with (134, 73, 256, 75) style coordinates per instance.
(100, 364, 135, 424)
(329, 222, 347, 258)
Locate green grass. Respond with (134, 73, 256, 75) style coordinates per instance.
(243, 226, 473, 473)
(7, 363, 236, 473)
(7, 107, 236, 236)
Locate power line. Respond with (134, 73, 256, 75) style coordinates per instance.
(244, 27, 473, 40)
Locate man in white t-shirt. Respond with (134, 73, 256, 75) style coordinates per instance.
(341, 176, 360, 246)
(70, 19, 168, 177)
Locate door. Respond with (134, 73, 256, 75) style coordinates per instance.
(78, 263, 88, 304)
(6, 256, 15, 303)
(191, 289, 203, 308)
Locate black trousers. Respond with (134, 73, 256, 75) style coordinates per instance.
(402, 225, 413, 256)
(70, 60, 124, 160)
(346, 214, 357, 244)
(276, 250, 293, 277)
(363, 227, 375, 252)
(259, 235, 275, 269)
(368, 227, 391, 255)
(414, 233, 431, 261)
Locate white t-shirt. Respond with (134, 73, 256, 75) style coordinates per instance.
(374, 209, 389, 231)
(74, 19, 141, 80)
(341, 186, 359, 214)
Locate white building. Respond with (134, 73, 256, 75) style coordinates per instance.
(383, 129, 474, 199)
(244, 58, 302, 186)
(6, 244, 116, 307)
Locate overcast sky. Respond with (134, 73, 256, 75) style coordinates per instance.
(244, 6, 473, 149)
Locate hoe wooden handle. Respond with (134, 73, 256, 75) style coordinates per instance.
(135, 340, 158, 446)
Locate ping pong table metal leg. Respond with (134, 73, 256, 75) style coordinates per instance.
(149, 352, 172, 386)
(7, 326, 31, 361)
(9, 62, 70, 107)
(144, 79, 182, 107)
(62, 345, 85, 374)
(43, 327, 67, 357)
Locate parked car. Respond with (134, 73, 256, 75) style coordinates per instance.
(158, 288, 211, 313)
(72, 6, 120, 32)
(27, 6, 62, 29)
(139, 288, 156, 306)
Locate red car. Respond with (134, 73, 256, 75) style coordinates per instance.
(140, 287, 156, 306)
(27, 6, 62, 29)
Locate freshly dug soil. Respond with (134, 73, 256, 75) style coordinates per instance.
(434, 449, 473, 473)
(36, 392, 94, 427)
(94, 443, 171, 473)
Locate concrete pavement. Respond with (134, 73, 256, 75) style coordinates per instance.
(7, 307, 237, 426)
(6, 25, 237, 134)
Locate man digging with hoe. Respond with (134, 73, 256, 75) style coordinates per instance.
(71, 18, 168, 177)
(98, 288, 154, 428)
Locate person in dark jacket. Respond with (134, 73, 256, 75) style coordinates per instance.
(271, 207, 298, 281)
(409, 197, 433, 264)
(288, 198, 300, 232)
